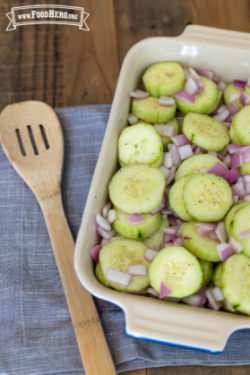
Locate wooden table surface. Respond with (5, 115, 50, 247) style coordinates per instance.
(1, 0, 250, 374)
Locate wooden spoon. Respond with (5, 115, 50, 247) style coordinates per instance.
(0, 101, 116, 375)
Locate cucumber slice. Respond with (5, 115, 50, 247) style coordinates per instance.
(229, 126, 242, 145)
(99, 239, 150, 293)
(221, 253, 250, 315)
(246, 86, 250, 96)
(199, 260, 214, 285)
(232, 106, 250, 146)
(109, 164, 166, 214)
(175, 77, 219, 115)
(183, 174, 233, 222)
(160, 118, 179, 151)
(182, 113, 230, 151)
(142, 61, 186, 97)
(95, 263, 109, 286)
(169, 176, 193, 221)
(181, 221, 221, 262)
(118, 123, 163, 168)
(224, 83, 243, 109)
(149, 246, 203, 298)
(229, 204, 250, 258)
(175, 154, 228, 181)
(224, 202, 249, 234)
(131, 96, 177, 124)
(144, 218, 169, 249)
(112, 208, 162, 240)
(239, 162, 250, 175)
(212, 263, 223, 287)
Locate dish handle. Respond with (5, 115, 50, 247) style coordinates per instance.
(122, 295, 249, 352)
(179, 24, 250, 47)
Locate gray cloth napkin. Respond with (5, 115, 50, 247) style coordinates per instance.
(1, 105, 250, 375)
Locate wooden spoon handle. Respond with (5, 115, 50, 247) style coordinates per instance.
(39, 193, 117, 375)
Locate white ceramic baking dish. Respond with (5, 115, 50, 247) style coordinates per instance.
(74, 25, 250, 353)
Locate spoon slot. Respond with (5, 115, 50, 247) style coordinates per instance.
(39, 124, 50, 150)
(15, 129, 26, 156)
(27, 125, 39, 155)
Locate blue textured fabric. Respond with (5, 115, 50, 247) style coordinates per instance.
(0, 105, 250, 375)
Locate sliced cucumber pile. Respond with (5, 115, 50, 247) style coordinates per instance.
(131, 96, 177, 123)
(149, 246, 203, 298)
(118, 123, 163, 167)
(182, 113, 230, 151)
(91, 62, 250, 316)
(142, 61, 186, 97)
(112, 207, 162, 240)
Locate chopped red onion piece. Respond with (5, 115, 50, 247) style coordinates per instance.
(195, 222, 216, 231)
(247, 77, 250, 87)
(106, 268, 132, 286)
(163, 152, 173, 169)
(163, 233, 171, 242)
(229, 236, 243, 253)
(169, 145, 181, 166)
(107, 209, 116, 224)
(243, 147, 250, 163)
(172, 134, 191, 147)
(183, 68, 190, 80)
(212, 103, 223, 115)
(196, 227, 210, 237)
(127, 264, 147, 276)
(215, 222, 228, 243)
(147, 287, 159, 297)
(196, 285, 208, 305)
(232, 181, 246, 198)
(227, 103, 240, 114)
(225, 299, 235, 312)
(96, 213, 111, 231)
(217, 81, 226, 92)
(207, 162, 227, 176)
(101, 238, 109, 246)
(227, 144, 244, 154)
(150, 198, 166, 215)
(244, 195, 250, 202)
(160, 166, 170, 179)
(206, 288, 222, 311)
(163, 226, 178, 235)
(240, 228, 250, 241)
(212, 108, 230, 122)
(158, 96, 176, 106)
(165, 240, 174, 247)
(231, 153, 243, 168)
(128, 113, 138, 125)
(178, 144, 193, 160)
(90, 245, 102, 262)
(165, 166, 176, 185)
(154, 124, 175, 137)
(184, 77, 199, 95)
(223, 154, 231, 167)
(209, 230, 219, 240)
(182, 294, 202, 307)
(144, 248, 158, 262)
(233, 79, 246, 90)
(237, 176, 244, 183)
(211, 287, 224, 302)
(222, 168, 241, 184)
(97, 227, 116, 240)
(159, 282, 172, 298)
(188, 68, 204, 90)
(177, 223, 185, 237)
(240, 91, 250, 106)
(222, 122, 231, 128)
(188, 67, 199, 77)
(212, 77, 219, 84)
(239, 146, 250, 154)
(102, 201, 112, 218)
(228, 93, 240, 102)
(198, 69, 213, 80)
(130, 90, 150, 99)
(194, 146, 202, 155)
(228, 114, 234, 123)
(243, 175, 250, 183)
(173, 91, 196, 103)
(207, 151, 217, 157)
(125, 213, 145, 225)
(233, 195, 239, 204)
(174, 237, 184, 246)
(217, 243, 233, 261)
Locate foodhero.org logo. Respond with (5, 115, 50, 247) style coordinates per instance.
(6, 4, 89, 31)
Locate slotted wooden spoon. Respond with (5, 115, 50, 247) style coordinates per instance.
(0, 101, 116, 375)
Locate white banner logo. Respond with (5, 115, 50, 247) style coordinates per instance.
(6, 4, 90, 31)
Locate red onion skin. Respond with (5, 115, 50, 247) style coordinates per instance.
(233, 79, 246, 90)
(222, 168, 241, 184)
(173, 91, 196, 103)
